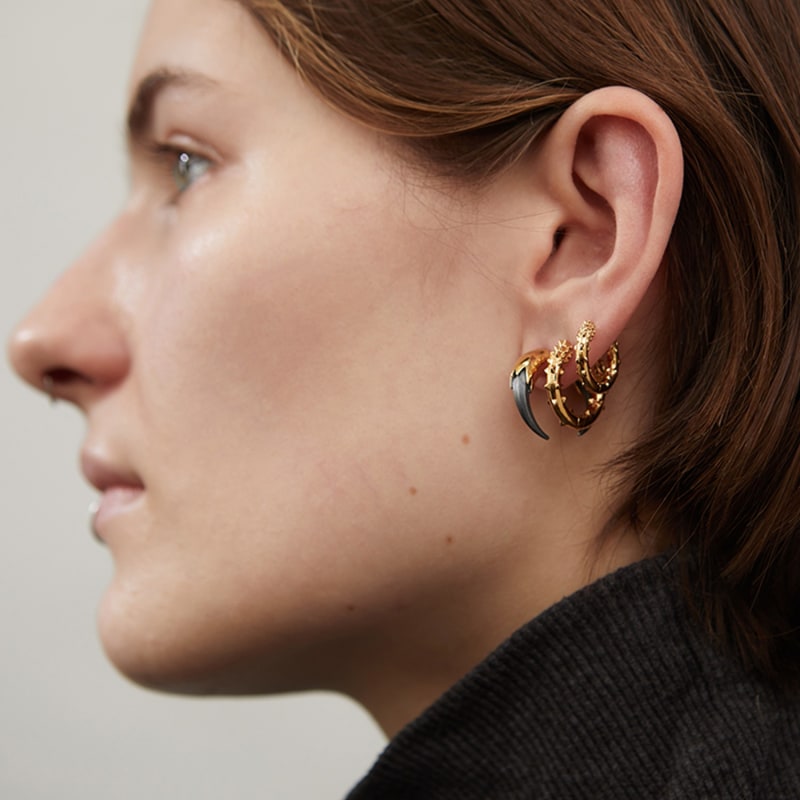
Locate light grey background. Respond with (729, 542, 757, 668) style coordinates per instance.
(0, 2, 386, 797)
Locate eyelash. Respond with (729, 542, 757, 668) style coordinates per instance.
(147, 144, 213, 197)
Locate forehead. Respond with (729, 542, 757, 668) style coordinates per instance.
(129, 0, 266, 97)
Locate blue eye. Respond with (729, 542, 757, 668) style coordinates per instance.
(173, 151, 211, 193)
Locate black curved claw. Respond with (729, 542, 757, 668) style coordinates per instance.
(511, 370, 550, 441)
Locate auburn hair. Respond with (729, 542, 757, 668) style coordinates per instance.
(239, 0, 800, 690)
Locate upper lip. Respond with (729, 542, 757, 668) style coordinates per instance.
(80, 448, 144, 493)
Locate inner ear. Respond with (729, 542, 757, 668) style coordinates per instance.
(537, 189, 614, 291)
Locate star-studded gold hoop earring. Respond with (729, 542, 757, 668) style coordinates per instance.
(509, 349, 551, 440)
(575, 320, 619, 394)
(544, 339, 604, 435)
(544, 321, 619, 436)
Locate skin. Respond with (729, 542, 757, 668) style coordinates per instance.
(8, 0, 683, 735)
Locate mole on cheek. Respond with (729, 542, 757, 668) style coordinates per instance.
(409, 486, 418, 496)
(445, 536, 454, 545)
(346, 604, 356, 613)
(461, 434, 471, 445)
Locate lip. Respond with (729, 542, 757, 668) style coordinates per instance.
(81, 449, 143, 492)
(91, 486, 145, 540)
(81, 449, 145, 540)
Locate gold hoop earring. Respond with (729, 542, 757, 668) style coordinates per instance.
(509, 349, 551, 440)
(544, 320, 619, 436)
(575, 320, 620, 394)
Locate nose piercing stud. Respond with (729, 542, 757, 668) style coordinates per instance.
(42, 374, 58, 405)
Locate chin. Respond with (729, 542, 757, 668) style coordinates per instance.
(95, 580, 338, 697)
(97, 603, 218, 694)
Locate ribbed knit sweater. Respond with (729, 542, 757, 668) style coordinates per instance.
(347, 555, 800, 798)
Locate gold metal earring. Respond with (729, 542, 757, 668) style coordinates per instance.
(575, 320, 619, 394)
(544, 322, 619, 435)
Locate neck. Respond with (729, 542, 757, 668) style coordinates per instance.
(338, 474, 648, 736)
(332, 318, 660, 737)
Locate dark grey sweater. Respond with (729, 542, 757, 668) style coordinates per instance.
(347, 555, 800, 798)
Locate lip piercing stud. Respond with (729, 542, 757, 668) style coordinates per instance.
(89, 500, 101, 542)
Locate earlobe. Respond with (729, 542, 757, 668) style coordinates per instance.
(524, 86, 683, 361)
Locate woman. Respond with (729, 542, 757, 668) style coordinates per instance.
(9, 0, 800, 795)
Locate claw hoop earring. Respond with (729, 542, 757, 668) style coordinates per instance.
(509, 349, 551, 440)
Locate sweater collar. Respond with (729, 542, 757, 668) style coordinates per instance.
(347, 553, 718, 798)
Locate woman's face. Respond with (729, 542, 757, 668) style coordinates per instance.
(9, 0, 546, 696)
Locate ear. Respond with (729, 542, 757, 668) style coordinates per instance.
(520, 86, 683, 371)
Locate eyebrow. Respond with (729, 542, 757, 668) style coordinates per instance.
(126, 68, 219, 145)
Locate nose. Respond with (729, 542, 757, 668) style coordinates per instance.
(8, 230, 131, 409)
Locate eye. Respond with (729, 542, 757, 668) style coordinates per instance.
(172, 150, 212, 193)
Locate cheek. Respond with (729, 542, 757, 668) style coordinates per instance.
(136, 163, 454, 453)
(99, 164, 511, 691)
(112, 185, 435, 546)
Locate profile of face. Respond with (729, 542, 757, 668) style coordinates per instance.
(9, 0, 558, 706)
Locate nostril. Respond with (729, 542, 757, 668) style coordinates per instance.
(9, 308, 130, 400)
(42, 367, 88, 400)
(45, 367, 84, 384)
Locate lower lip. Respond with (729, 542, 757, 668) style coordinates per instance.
(92, 486, 145, 540)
